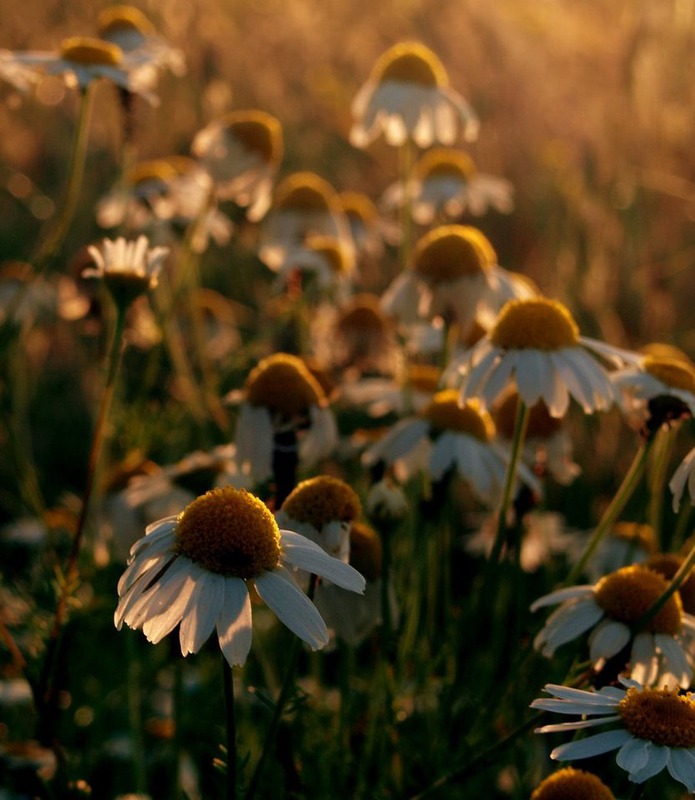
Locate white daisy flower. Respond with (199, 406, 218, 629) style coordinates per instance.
(458, 296, 639, 417)
(532, 564, 695, 690)
(114, 487, 366, 666)
(338, 191, 395, 261)
(274, 236, 355, 304)
(671, 447, 695, 512)
(84, 235, 168, 306)
(232, 353, 338, 486)
(362, 388, 534, 505)
(531, 680, 695, 792)
(339, 363, 440, 419)
(0, 49, 43, 92)
(191, 109, 283, 222)
(582, 522, 658, 583)
(350, 41, 478, 149)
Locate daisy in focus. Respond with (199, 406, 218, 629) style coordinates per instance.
(350, 41, 479, 149)
(191, 109, 283, 221)
(532, 564, 695, 689)
(531, 680, 695, 792)
(114, 486, 366, 666)
(458, 296, 638, 417)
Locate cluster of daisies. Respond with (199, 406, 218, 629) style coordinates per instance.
(6, 8, 695, 798)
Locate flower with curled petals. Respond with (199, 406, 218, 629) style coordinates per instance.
(114, 487, 365, 666)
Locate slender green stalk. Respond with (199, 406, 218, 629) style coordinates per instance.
(637, 537, 695, 629)
(126, 631, 147, 795)
(647, 425, 676, 542)
(566, 438, 653, 585)
(171, 656, 184, 800)
(223, 658, 238, 800)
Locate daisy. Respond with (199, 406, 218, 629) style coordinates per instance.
(275, 475, 362, 563)
(583, 521, 658, 583)
(458, 296, 638, 417)
(531, 680, 695, 792)
(232, 353, 338, 485)
(0, 50, 43, 92)
(83, 235, 168, 306)
(274, 236, 355, 304)
(362, 388, 530, 504)
(380, 147, 514, 224)
(8, 36, 156, 102)
(530, 767, 615, 800)
(259, 172, 352, 271)
(191, 109, 283, 221)
(114, 486, 366, 666)
(531, 564, 695, 690)
(350, 41, 478, 149)
(339, 362, 440, 419)
(338, 191, 395, 262)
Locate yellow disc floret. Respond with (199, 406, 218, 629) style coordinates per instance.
(610, 521, 658, 553)
(245, 353, 326, 416)
(282, 475, 362, 530)
(490, 298, 580, 351)
(413, 225, 493, 283)
(645, 553, 695, 615)
(530, 767, 615, 800)
(619, 686, 695, 747)
(305, 236, 352, 275)
(405, 363, 441, 394)
(97, 5, 155, 37)
(422, 390, 495, 441)
(372, 41, 448, 87)
(219, 110, 283, 164)
(60, 37, 123, 66)
(274, 172, 338, 212)
(416, 148, 477, 181)
(594, 564, 682, 634)
(175, 487, 280, 578)
(643, 355, 695, 394)
(339, 191, 379, 224)
(337, 295, 388, 337)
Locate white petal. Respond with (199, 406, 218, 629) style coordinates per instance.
(630, 631, 659, 686)
(280, 530, 366, 593)
(535, 715, 621, 733)
(254, 567, 328, 649)
(616, 736, 651, 774)
(551, 728, 632, 760)
(589, 619, 631, 663)
(179, 570, 226, 655)
(530, 585, 595, 611)
(120, 557, 191, 631)
(142, 564, 203, 645)
(628, 744, 669, 783)
(667, 747, 695, 792)
(534, 684, 623, 707)
(216, 577, 253, 667)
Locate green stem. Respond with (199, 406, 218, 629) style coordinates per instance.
(637, 537, 695, 629)
(126, 630, 147, 795)
(223, 658, 238, 800)
(647, 425, 675, 543)
(566, 438, 653, 585)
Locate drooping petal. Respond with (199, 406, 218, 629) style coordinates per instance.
(628, 743, 669, 783)
(616, 737, 651, 775)
(179, 569, 226, 655)
(667, 747, 695, 793)
(589, 619, 631, 663)
(280, 531, 366, 593)
(551, 729, 632, 761)
(216, 577, 253, 667)
(142, 563, 204, 644)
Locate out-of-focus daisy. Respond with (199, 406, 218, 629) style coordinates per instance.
(362, 388, 526, 504)
(530, 767, 615, 800)
(645, 552, 695, 616)
(381, 147, 514, 224)
(612, 352, 695, 433)
(274, 236, 355, 304)
(532, 564, 695, 689)
(8, 36, 156, 101)
(97, 5, 185, 80)
(275, 475, 362, 563)
(492, 390, 581, 485)
(350, 41, 478, 149)
(584, 521, 658, 582)
(0, 50, 43, 92)
(232, 353, 338, 485)
(531, 680, 695, 792)
(114, 486, 365, 666)
(338, 191, 395, 262)
(339, 362, 440, 418)
(381, 225, 500, 328)
(458, 296, 637, 417)
(259, 171, 352, 271)
(83, 235, 168, 306)
(191, 109, 283, 221)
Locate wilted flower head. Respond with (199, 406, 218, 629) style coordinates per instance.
(350, 41, 478, 148)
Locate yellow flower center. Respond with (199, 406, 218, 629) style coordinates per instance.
(373, 41, 448, 87)
(422, 390, 494, 441)
(490, 298, 580, 351)
(60, 37, 123, 66)
(594, 565, 682, 634)
(103, 272, 153, 306)
(175, 487, 280, 578)
(413, 225, 493, 283)
(281, 475, 361, 530)
(416, 148, 477, 181)
(245, 353, 325, 416)
(274, 172, 337, 212)
(349, 521, 382, 581)
(97, 5, 155, 37)
(643, 355, 695, 394)
(618, 686, 695, 747)
(128, 156, 197, 187)
(337, 295, 388, 336)
(610, 521, 658, 553)
(493, 391, 562, 440)
(305, 236, 351, 275)
(405, 363, 441, 394)
(645, 553, 695, 615)
(641, 342, 692, 364)
(530, 767, 615, 800)
(218, 110, 283, 164)
(339, 191, 378, 224)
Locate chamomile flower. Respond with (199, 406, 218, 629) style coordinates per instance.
(381, 147, 514, 224)
(338, 191, 393, 261)
(362, 388, 525, 504)
(531, 680, 695, 792)
(191, 109, 283, 221)
(0, 50, 43, 92)
(530, 767, 615, 800)
(84, 235, 168, 306)
(339, 363, 440, 418)
(458, 297, 637, 417)
(274, 236, 355, 304)
(114, 487, 366, 666)
(584, 522, 658, 582)
(350, 41, 478, 148)
(532, 564, 695, 689)
(232, 353, 338, 485)
(275, 475, 362, 563)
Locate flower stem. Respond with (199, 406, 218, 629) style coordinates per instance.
(566, 437, 653, 585)
(223, 657, 238, 800)
(647, 425, 675, 542)
(637, 536, 695, 629)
